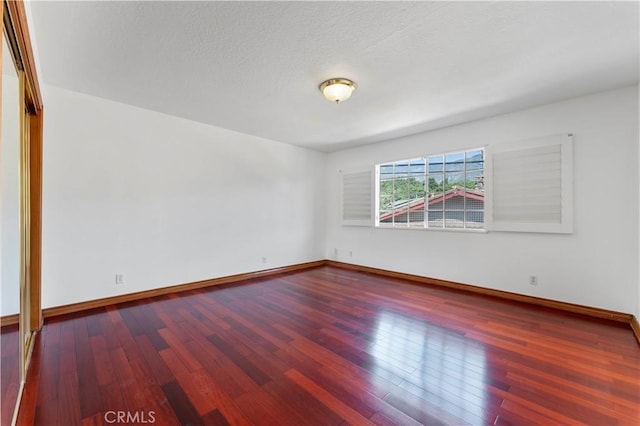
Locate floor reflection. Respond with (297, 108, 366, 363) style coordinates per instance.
(370, 310, 489, 423)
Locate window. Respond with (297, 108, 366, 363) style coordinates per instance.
(348, 134, 572, 233)
(377, 158, 427, 228)
(376, 148, 485, 230)
(490, 133, 573, 233)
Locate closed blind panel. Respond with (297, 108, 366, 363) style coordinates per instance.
(493, 144, 562, 223)
(342, 171, 372, 224)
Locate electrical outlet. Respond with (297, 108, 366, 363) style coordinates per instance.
(529, 275, 538, 286)
(115, 274, 125, 285)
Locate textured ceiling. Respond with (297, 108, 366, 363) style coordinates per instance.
(29, 1, 639, 152)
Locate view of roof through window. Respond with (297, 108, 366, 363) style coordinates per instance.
(377, 149, 484, 229)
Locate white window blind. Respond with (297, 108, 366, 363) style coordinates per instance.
(490, 134, 573, 233)
(341, 170, 373, 226)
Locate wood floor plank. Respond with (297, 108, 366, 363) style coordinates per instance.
(36, 337, 59, 406)
(274, 343, 425, 426)
(506, 370, 638, 424)
(230, 397, 284, 425)
(276, 352, 378, 418)
(262, 376, 344, 425)
(234, 388, 309, 425)
(200, 409, 231, 426)
(382, 388, 464, 425)
(284, 368, 375, 425)
(491, 386, 585, 425)
(161, 381, 201, 426)
(134, 334, 175, 386)
(33, 397, 59, 426)
(158, 328, 202, 373)
(128, 357, 180, 422)
(183, 340, 251, 398)
(172, 368, 218, 416)
(58, 372, 82, 426)
(184, 335, 262, 395)
(214, 326, 291, 380)
(13, 266, 639, 425)
(98, 381, 126, 423)
(90, 335, 114, 386)
(506, 360, 639, 413)
(18, 334, 44, 426)
(192, 376, 252, 424)
(58, 319, 77, 377)
(494, 400, 558, 426)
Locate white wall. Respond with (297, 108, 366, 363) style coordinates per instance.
(37, 84, 640, 318)
(326, 86, 639, 317)
(42, 85, 326, 308)
(1, 72, 20, 316)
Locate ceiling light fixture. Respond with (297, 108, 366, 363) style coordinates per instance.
(319, 78, 357, 104)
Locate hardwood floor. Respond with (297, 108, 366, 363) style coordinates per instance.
(1, 324, 20, 426)
(16, 266, 640, 425)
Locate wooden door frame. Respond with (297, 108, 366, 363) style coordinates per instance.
(2, 1, 43, 423)
(3, 0, 44, 331)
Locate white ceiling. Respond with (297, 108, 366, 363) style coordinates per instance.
(29, 1, 639, 152)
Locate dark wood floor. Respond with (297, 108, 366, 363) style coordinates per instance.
(16, 266, 640, 425)
(1, 324, 20, 426)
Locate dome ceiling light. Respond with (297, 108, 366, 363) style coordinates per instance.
(319, 78, 357, 104)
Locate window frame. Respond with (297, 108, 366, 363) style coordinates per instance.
(374, 147, 487, 232)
